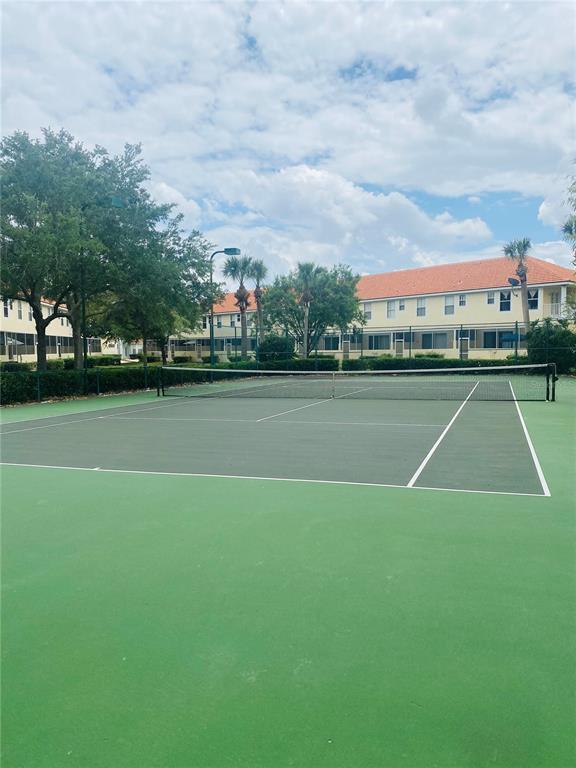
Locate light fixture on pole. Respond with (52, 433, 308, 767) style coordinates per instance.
(209, 248, 241, 366)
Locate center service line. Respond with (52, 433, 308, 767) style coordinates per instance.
(406, 381, 480, 488)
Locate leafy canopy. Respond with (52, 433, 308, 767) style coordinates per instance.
(263, 263, 362, 354)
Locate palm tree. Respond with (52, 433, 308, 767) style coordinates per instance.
(223, 255, 254, 361)
(503, 238, 532, 334)
(295, 262, 321, 358)
(562, 215, 576, 266)
(250, 259, 268, 354)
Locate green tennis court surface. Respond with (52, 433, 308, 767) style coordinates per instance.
(1, 380, 575, 767)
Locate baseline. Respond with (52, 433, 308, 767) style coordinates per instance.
(0, 461, 550, 498)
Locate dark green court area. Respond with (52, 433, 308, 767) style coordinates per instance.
(1, 393, 548, 495)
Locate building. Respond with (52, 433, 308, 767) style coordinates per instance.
(176, 255, 575, 362)
(3, 255, 574, 364)
(0, 297, 103, 362)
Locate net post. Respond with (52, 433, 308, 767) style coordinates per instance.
(549, 363, 557, 402)
(332, 370, 336, 398)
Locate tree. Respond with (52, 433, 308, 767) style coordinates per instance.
(1, 129, 108, 369)
(258, 334, 295, 363)
(503, 238, 532, 334)
(250, 258, 268, 355)
(264, 264, 362, 356)
(95, 223, 212, 368)
(223, 255, 254, 361)
(527, 318, 576, 374)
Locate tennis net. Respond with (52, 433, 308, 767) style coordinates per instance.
(159, 363, 556, 401)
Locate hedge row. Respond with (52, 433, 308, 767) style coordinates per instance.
(0, 366, 160, 405)
(341, 357, 529, 371)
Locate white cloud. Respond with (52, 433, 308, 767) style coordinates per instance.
(2, 0, 574, 278)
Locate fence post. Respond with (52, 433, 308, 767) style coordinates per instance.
(144, 365, 149, 390)
(96, 368, 100, 396)
(408, 326, 412, 359)
(156, 367, 161, 397)
(514, 320, 519, 362)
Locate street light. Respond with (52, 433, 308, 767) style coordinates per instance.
(209, 247, 241, 366)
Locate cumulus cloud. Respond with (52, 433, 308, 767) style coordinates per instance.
(2, 0, 574, 276)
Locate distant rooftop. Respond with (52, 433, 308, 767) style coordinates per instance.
(213, 256, 574, 312)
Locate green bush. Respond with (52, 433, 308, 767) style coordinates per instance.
(0, 365, 161, 405)
(342, 358, 369, 371)
(46, 359, 65, 370)
(0, 361, 33, 372)
(414, 352, 444, 359)
(527, 319, 576, 374)
(92, 355, 122, 366)
(258, 334, 295, 363)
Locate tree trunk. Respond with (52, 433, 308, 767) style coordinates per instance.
(302, 304, 309, 358)
(66, 297, 84, 369)
(258, 304, 264, 348)
(240, 309, 248, 360)
(35, 321, 48, 371)
(520, 279, 531, 337)
(142, 337, 148, 367)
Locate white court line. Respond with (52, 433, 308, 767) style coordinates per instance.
(0, 461, 549, 497)
(509, 381, 551, 497)
(0, 397, 199, 435)
(406, 381, 480, 488)
(107, 415, 446, 427)
(255, 387, 374, 422)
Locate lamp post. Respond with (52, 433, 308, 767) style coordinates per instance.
(209, 247, 241, 366)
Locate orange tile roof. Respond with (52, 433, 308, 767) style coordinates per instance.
(357, 256, 574, 300)
(213, 291, 255, 314)
(213, 256, 574, 312)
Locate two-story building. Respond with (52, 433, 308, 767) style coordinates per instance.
(0, 298, 103, 362)
(178, 255, 574, 362)
(2, 255, 574, 364)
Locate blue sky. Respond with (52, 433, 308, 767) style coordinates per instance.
(2, 0, 574, 281)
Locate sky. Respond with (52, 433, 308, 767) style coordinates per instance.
(2, 0, 575, 284)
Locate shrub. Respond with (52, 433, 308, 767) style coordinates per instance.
(0, 361, 33, 372)
(527, 319, 576, 374)
(91, 355, 122, 366)
(46, 359, 65, 370)
(342, 358, 369, 371)
(258, 334, 295, 363)
(414, 352, 444, 359)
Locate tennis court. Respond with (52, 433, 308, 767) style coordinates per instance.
(0, 365, 553, 495)
(2, 365, 574, 768)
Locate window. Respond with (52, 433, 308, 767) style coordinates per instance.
(456, 329, 476, 346)
(416, 298, 426, 317)
(497, 330, 516, 349)
(459, 294, 466, 307)
(398, 299, 405, 311)
(422, 332, 449, 350)
(202, 316, 207, 329)
(323, 335, 339, 351)
(3, 300, 8, 318)
(499, 291, 511, 311)
(216, 317, 222, 328)
(28, 305, 33, 321)
(528, 289, 538, 310)
(61, 316, 64, 326)
(363, 302, 372, 321)
(487, 291, 495, 305)
(444, 295, 454, 315)
(387, 300, 396, 319)
(17, 300, 22, 320)
(368, 334, 390, 351)
(483, 331, 497, 348)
